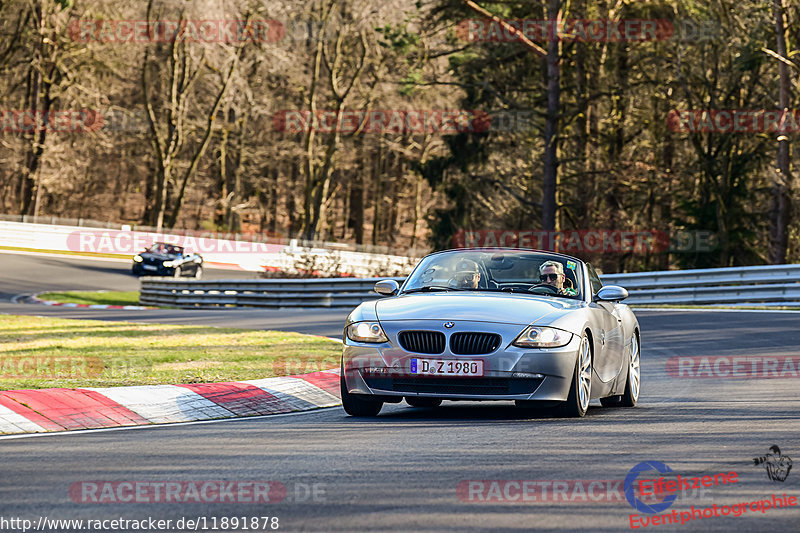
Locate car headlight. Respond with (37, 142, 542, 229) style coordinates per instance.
(513, 326, 572, 348)
(162, 261, 174, 268)
(133, 255, 143, 262)
(346, 322, 388, 343)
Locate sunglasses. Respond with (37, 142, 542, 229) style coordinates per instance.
(540, 273, 560, 281)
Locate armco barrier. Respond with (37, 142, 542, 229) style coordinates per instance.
(139, 264, 800, 308)
(602, 265, 800, 306)
(139, 277, 407, 308)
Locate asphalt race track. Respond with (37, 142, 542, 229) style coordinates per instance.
(1, 252, 799, 531)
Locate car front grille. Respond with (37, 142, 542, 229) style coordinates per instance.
(450, 332, 501, 355)
(362, 375, 543, 396)
(398, 331, 446, 354)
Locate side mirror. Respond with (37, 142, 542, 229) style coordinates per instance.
(374, 279, 399, 296)
(596, 285, 629, 302)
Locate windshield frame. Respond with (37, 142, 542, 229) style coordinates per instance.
(399, 248, 586, 300)
(146, 243, 184, 256)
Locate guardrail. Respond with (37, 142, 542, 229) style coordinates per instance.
(139, 277, 406, 308)
(602, 265, 800, 306)
(139, 264, 800, 309)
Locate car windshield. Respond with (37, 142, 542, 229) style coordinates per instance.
(147, 243, 183, 255)
(401, 250, 583, 299)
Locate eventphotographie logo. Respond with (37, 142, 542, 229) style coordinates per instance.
(625, 461, 678, 514)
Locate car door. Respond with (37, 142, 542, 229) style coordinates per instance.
(586, 263, 624, 382)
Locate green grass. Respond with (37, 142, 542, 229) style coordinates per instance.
(0, 245, 131, 260)
(38, 291, 141, 307)
(0, 315, 342, 389)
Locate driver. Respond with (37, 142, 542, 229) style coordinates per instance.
(538, 261, 577, 296)
(452, 259, 482, 289)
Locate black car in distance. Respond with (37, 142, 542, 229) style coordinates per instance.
(131, 242, 203, 278)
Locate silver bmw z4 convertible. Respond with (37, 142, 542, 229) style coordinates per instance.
(341, 248, 640, 418)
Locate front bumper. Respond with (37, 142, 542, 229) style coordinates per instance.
(133, 264, 177, 276)
(342, 321, 581, 401)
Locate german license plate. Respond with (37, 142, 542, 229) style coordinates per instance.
(410, 359, 483, 376)
(143, 265, 157, 271)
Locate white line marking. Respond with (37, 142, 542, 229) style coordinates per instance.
(0, 406, 340, 441)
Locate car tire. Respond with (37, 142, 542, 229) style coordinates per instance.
(619, 332, 640, 407)
(405, 397, 442, 408)
(173, 266, 182, 278)
(340, 372, 383, 417)
(600, 332, 640, 408)
(556, 332, 592, 418)
(194, 266, 203, 279)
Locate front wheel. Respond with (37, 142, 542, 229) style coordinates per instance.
(619, 332, 640, 406)
(556, 333, 592, 418)
(173, 266, 182, 278)
(600, 332, 640, 408)
(405, 397, 442, 408)
(194, 265, 203, 279)
(341, 372, 383, 416)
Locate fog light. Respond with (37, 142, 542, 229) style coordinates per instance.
(512, 372, 544, 379)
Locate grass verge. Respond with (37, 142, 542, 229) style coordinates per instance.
(37, 291, 141, 307)
(0, 315, 341, 389)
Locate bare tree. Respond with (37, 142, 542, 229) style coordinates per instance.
(141, 0, 243, 230)
(768, 0, 794, 264)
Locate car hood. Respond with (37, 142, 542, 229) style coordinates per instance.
(139, 252, 180, 260)
(374, 292, 586, 327)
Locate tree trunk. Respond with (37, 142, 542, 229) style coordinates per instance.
(372, 137, 384, 246)
(541, 0, 561, 231)
(286, 164, 299, 237)
(19, 3, 54, 216)
(769, 0, 793, 264)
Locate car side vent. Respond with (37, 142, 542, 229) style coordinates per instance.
(398, 331, 446, 354)
(450, 332, 501, 355)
